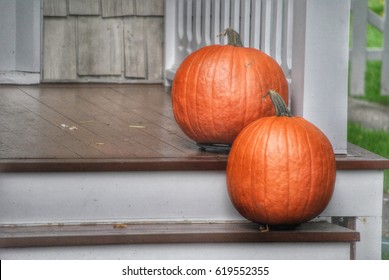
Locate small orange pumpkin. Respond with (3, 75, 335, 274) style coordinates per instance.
(226, 91, 336, 226)
(172, 28, 288, 145)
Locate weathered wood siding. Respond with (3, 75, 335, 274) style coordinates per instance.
(43, 0, 164, 82)
(102, 0, 135, 17)
(43, 0, 67, 16)
(68, 0, 101, 15)
(77, 17, 123, 76)
(43, 17, 77, 80)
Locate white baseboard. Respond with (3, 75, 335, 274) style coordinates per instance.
(0, 71, 40, 84)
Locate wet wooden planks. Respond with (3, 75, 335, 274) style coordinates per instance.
(0, 84, 210, 161)
(0, 221, 360, 248)
(1, 84, 388, 172)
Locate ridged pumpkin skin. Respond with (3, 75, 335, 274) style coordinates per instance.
(226, 115, 336, 226)
(172, 45, 288, 145)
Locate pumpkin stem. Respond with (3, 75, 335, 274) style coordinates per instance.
(264, 90, 292, 117)
(218, 28, 243, 47)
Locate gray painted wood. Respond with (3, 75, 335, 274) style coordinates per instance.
(77, 17, 123, 76)
(124, 17, 146, 78)
(145, 17, 163, 80)
(102, 0, 135, 17)
(43, 18, 77, 80)
(41, 0, 164, 82)
(0, 1, 17, 71)
(69, 0, 100, 15)
(0, 0, 41, 84)
(136, 0, 164, 16)
(350, 0, 368, 96)
(43, 0, 67, 17)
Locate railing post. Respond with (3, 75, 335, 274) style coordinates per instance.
(291, 0, 350, 154)
(350, 0, 368, 96)
(164, 0, 177, 86)
(381, 0, 389, 95)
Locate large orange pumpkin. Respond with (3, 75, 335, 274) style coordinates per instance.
(226, 91, 336, 226)
(172, 28, 288, 145)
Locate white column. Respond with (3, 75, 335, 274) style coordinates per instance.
(0, 0, 41, 84)
(291, 0, 350, 154)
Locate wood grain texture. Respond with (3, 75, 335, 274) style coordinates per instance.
(145, 17, 164, 80)
(43, 0, 164, 82)
(336, 143, 389, 170)
(0, 84, 388, 172)
(77, 17, 123, 75)
(124, 17, 146, 78)
(69, 0, 100, 15)
(0, 84, 207, 163)
(43, 0, 67, 16)
(102, 0, 135, 17)
(0, 221, 360, 248)
(135, 0, 164, 16)
(43, 17, 77, 80)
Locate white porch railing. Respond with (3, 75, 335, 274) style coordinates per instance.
(350, 0, 389, 96)
(164, 0, 294, 82)
(164, 0, 351, 154)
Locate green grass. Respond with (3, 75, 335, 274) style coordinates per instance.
(365, 61, 389, 105)
(348, 123, 389, 158)
(368, 0, 385, 15)
(348, 123, 389, 193)
(367, 24, 383, 48)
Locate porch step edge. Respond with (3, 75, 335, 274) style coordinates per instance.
(0, 221, 360, 248)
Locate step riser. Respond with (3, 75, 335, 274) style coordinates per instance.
(0, 171, 241, 225)
(0, 170, 383, 225)
(0, 243, 352, 260)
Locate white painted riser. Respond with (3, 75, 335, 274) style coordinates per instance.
(0, 171, 241, 224)
(0, 242, 351, 260)
(0, 170, 384, 259)
(0, 170, 383, 224)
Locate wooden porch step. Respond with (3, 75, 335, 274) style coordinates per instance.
(0, 221, 359, 248)
(0, 85, 388, 173)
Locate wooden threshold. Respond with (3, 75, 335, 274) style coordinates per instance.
(0, 143, 388, 172)
(336, 143, 389, 170)
(0, 221, 360, 248)
(0, 84, 388, 172)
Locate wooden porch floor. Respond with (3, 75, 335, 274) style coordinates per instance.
(0, 84, 388, 172)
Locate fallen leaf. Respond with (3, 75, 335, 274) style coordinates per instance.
(129, 125, 146, 129)
(258, 224, 270, 233)
(113, 224, 128, 229)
